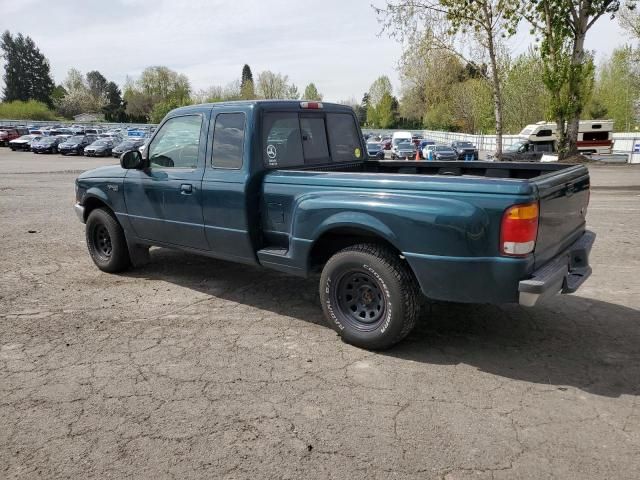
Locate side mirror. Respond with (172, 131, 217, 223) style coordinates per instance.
(120, 150, 144, 169)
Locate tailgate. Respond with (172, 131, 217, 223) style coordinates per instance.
(533, 165, 590, 269)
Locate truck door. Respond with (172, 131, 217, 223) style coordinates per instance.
(201, 111, 257, 263)
(123, 114, 209, 251)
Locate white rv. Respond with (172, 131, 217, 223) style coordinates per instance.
(518, 120, 614, 155)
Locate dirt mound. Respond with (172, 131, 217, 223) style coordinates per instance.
(557, 154, 595, 164)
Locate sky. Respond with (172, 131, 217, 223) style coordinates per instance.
(0, 0, 634, 102)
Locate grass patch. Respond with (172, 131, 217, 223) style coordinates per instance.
(0, 100, 58, 121)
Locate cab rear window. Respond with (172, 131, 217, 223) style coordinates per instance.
(262, 112, 361, 168)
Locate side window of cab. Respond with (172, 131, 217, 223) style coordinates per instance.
(148, 115, 203, 169)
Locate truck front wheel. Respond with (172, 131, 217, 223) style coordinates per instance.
(86, 208, 131, 273)
(320, 244, 419, 350)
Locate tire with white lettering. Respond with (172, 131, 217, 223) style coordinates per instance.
(86, 208, 131, 273)
(320, 244, 419, 350)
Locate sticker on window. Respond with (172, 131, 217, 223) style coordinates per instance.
(267, 144, 278, 166)
(355, 147, 361, 159)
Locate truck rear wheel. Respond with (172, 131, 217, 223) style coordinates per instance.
(86, 208, 131, 273)
(320, 244, 419, 350)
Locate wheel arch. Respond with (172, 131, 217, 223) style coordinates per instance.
(82, 194, 111, 222)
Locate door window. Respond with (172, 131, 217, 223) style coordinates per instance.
(212, 113, 246, 169)
(300, 116, 329, 164)
(148, 115, 202, 169)
(262, 113, 303, 168)
(326, 113, 362, 162)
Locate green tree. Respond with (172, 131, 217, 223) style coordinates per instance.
(138, 66, 190, 104)
(0, 31, 55, 107)
(240, 80, 255, 99)
(366, 76, 394, 127)
(451, 78, 495, 133)
(241, 64, 253, 87)
(376, 92, 396, 128)
(502, 51, 550, 132)
(256, 71, 292, 99)
(240, 64, 255, 99)
(286, 84, 300, 100)
(103, 82, 127, 122)
(590, 46, 638, 130)
(619, 6, 640, 39)
(124, 66, 191, 121)
(303, 83, 323, 101)
(63, 68, 85, 92)
(376, 1, 520, 156)
(51, 85, 67, 103)
(86, 70, 108, 101)
(588, 99, 608, 119)
(56, 68, 106, 118)
(368, 76, 393, 106)
(523, 0, 633, 157)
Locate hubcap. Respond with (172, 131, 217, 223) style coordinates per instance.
(336, 271, 386, 326)
(93, 224, 112, 258)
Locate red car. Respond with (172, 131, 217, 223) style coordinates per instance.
(380, 138, 392, 150)
(0, 127, 29, 146)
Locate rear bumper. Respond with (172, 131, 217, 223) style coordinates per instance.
(518, 230, 595, 306)
(403, 230, 595, 305)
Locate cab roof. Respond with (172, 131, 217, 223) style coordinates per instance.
(170, 100, 355, 115)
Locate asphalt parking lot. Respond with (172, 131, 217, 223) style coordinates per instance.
(1, 150, 639, 479)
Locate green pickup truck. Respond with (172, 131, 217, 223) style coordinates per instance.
(74, 100, 595, 349)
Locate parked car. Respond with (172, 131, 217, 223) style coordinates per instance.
(84, 139, 115, 157)
(59, 135, 97, 155)
(451, 141, 479, 160)
(423, 145, 458, 161)
(417, 140, 436, 158)
(495, 140, 555, 162)
(366, 141, 385, 160)
(9, 134, 41, 151)
(112, 139, 146, 158)
(380, 138, 392, 150)
(0, 127, 29, 146)
(31, 136, 63, 154)
(74, 100, 595, 350)
(391, 140, 417, 159)
(48, 128, 74, 136)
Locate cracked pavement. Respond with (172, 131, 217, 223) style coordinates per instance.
(0, 152, 639, 479)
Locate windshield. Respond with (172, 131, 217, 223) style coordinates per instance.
(92, 140, 109, 146)
(507, 142, 524, 152)
(436, 146, 453, 152)
(457, 142, 473, 148)
(17, 135, 31, 140)
(68, 136, 85, 143)
(367, 142, 380, 148)
(397, 141, 413, 149)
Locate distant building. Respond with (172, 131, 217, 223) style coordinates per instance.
(73, 112, 105, 122)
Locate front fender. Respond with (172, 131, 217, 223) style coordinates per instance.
(78, 178, 127, 227)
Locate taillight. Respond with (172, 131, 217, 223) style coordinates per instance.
(500, 202, 539, 256)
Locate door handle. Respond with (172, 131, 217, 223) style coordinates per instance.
(180, 184, 193, 195)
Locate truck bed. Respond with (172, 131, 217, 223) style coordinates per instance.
(262, 159, 590, 291)
(299, 159, 577, 180)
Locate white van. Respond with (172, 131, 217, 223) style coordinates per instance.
(391, 131, 412, 148)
